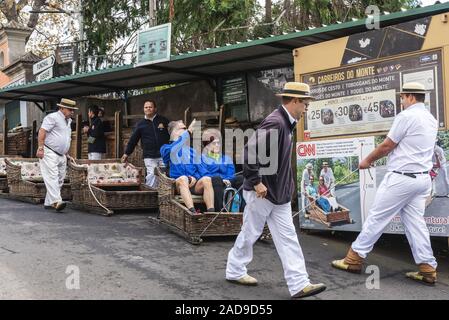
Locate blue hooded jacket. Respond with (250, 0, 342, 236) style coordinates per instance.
(160, 131, 204, 180)
(201, 153, 235, 180)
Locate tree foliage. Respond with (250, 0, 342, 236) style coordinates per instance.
(270, 0, 420, 32)
(82, 0, 422, 68)
(0, 0, 425, 70)
(0, 0, 79, 57)
(82, 0, 151, 68)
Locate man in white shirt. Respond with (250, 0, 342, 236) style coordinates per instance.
(332, 82, 438, 285)
(37, 98, 78, 212)
(320, 162, 335, 197)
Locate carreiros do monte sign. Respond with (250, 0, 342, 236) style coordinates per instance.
(302, 49, 444, 139)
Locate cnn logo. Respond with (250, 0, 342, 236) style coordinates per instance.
(297, 144, 316, 157)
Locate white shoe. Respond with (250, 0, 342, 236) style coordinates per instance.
(226, 275, 258, 286)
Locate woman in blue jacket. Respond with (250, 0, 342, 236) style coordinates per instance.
(201, 129, 243, 212)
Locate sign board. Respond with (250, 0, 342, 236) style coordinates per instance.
(302, 49, 444, 138)
(136, 23, 171, 66)
(33, 55, 55, 75)
(56, 46, 76, 64)
(35, 67, 53, 82)
(222, 76, 247, 104)
(297, 137, 376, 233)
(221, 75, 248, 121)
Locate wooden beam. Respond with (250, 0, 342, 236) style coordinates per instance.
(124, 90, 130, 128)
(184, 107, 191, 128)
(115, 111, 123, 158)
(75, 114, 82, 159)
(31, 120, 37, 157)
(2, 117, 8, 155)
(191, 111, 220, 118)
(218, 105, 225, 153)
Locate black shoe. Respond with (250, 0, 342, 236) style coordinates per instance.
(44, 205, 54, 210)
(291, 283, 326, 299)
(54, 202, 66, 212)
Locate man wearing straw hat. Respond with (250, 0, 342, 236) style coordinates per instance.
(226, 82, 326, 299)
(37, 98, 78, 212)
(332, 82, 439, 285)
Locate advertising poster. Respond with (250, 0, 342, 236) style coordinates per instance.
(302, 49, 445, 138)
(298, 133, 449, 237)
(137, 23, 171, 66)
(254, 67, 294, 94)
(297, 137, 376, 232)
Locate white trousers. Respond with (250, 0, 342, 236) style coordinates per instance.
(144, 158, 162, 188)
(40, 147, 67, 206)
(226, 190, 310, 296)
(352, 172, 437, 268)
(88, 153, 105, 160)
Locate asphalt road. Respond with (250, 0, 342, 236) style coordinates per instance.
(0, 197, 448, 300)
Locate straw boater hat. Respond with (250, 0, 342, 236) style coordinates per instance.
(57, 98, 78, 110)
(322, 162, 329, 166)
(276, 82, 315, 99)
(398, 82, 429, 95)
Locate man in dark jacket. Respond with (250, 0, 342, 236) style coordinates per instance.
(122, 100, 170, 187)
(83, 105, 106, 160)
(226, 82, 326, 299)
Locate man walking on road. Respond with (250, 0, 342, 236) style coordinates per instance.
(332, 82, 439, 285)
(226, 82, 326, 299)
(37, 98, 78, 212)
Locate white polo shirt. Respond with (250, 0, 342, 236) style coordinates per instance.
(386, 102, 437, 172)
(41, 110, 72, 155)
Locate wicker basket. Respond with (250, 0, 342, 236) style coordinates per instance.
(123, 129, 145, 169)
(159, 200, 243, 237)
(155, 167, 270, 244)
(0, 177, 7, 192)
(5, 158, 72, 200)
(5, 130, 31, 156)
(67, 159, 158, 214)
